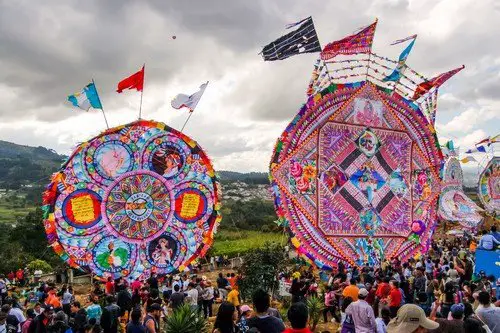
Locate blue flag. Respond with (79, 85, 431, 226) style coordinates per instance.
(68, 83, 103, 111)
(383, 37, 416, 82)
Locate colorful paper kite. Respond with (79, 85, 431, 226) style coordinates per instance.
(478, 157, 500, 214)
(42, 120, 221, 280)
(438, 156, 483, 229)
(270, 82, 443, 268)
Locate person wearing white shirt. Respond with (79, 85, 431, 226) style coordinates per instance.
(375, 307, 390, 333)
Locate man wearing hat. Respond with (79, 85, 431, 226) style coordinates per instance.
(344, 288, 376, 333)
(429, 303, 464, 333)
(387, 304, 439, 333)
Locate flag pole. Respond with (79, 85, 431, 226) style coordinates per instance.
(139, 64, 145, 119)
(92, 79, 109, 129)
(180, 111, 194, 132)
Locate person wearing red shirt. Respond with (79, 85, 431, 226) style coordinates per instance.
(7, 271, 14, 282)
(105, 277, 115, 295)
(284, 302, 312, 333)
(131, 278, 142, 293)
(365, 283, 376, 306)
(388, 280, 402, 319)
(376, 277, 391, 300)
(16, 269, 24, 286)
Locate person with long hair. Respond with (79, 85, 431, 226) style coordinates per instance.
(213, 302, 239, 333)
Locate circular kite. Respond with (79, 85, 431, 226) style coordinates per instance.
(478, 157, 500, 213)
(42, 120, 221, 280)
(270, 82, 443, 268)
(438, 156, 482, 229)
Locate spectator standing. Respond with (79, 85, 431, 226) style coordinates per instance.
(476, 291, 500, 333)
(246, 289, 285, 333)
(345, 288, 376, 333)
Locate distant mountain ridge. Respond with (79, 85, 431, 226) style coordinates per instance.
(0, 140, 65, 189)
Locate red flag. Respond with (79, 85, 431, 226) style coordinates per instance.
(117, 66, 144, 93)
(320, 20, 377, 60)
(412, 65, 464, 100)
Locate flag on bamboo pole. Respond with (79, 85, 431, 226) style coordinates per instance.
(320, 20, 377, 60)
(116, 66, 145, 93)
(68, 83, 102, 111)
(412, 65, 464, 100)
(383, 35, 416, 82)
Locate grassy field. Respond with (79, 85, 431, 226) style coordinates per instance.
(211, 230, 285, 257)
(0, 200, 34, 224)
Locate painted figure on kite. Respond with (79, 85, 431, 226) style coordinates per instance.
(42, 120, 221, 280)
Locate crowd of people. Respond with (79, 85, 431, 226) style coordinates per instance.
(0, 226, 498, 333)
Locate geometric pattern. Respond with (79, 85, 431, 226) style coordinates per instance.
(270, 82, 443, 268)
(42, 120, 222, 280)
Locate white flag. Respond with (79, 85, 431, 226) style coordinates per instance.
(171, 82, 208, 111)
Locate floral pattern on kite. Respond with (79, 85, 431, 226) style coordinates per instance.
(478, 157, 500, 213)
(270, 83, 442, 269)
(42, 120, 222, 280)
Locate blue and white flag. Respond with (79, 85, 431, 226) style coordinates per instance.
(68, 83, 102, 111)
(383, 35, 417, 82)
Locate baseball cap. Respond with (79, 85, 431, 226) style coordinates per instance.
(240, 305, 253, 313)
(451, 303, 465, 317)
(387, 304, 439, 333)
(358, 288, 369, 297)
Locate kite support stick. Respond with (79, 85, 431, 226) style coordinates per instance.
(92, 79, 109, 129)
(181, 111, 194, 132)
(139, 64, 145, 119)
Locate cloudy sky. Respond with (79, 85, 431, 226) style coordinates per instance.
(0, 0, 498, 179)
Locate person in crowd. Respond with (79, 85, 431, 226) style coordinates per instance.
(345, 288, 376, 333)
(104, 278, 114, 296)
(217, 273, 229, 301)
(61, 287, 73, 316)
(476, 291, 500, 333)
(387, 304, 439, 333)
(32, 305, 55, 333)
(283, 302, 311, 333)
(47, 311, 69, 333)
(236, 305, 252, 333)
(125, 308, 146, 333)
(478, 230, 500, 250)
(246, 289, 285, 333)
(100, 295, 120, 333)
(143, 304, 161, 333)
(343, 278, 360, 302)
(85, 296, 102, 325)
(185, 282, 198, 312)
(226, 286, 240, 314)
(116, 284, 132, 318)
(202, 281, 214, 318)
(323, 285, 339, 323)
(429, 303, 465, 333)
(213, 301, 238, 333)
(21, 309, 35, 333)
(388, 280, 402, 318)
(69, 301, 87, 333)
(375, 307, 391, 333)
(169, 284, 184, 311)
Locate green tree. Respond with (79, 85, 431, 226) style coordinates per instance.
(238, 242, 288, 301)
(27, 259, 52, 273)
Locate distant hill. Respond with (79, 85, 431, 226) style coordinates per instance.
(218, 171, 269, 184)
(0, 140, 65, 190)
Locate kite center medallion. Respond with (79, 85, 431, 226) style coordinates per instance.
(102, 170, 174, 243)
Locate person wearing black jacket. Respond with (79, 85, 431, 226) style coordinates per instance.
(69, 302, 87, 333)
(30, 305, 55, 333)
(116, 286, 132, 318)
(100, 296, 120, 333)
